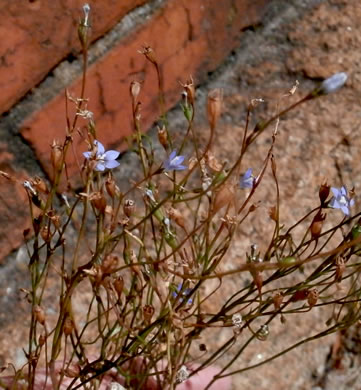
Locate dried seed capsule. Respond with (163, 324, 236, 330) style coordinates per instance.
(335, 257, 345, 282)
(130, 81, 141, 102)
(51, 140, 63, 173)
(123, 199, 135, 217)
(207, 88, 223, 129)
(272, 292, 283, 310)
(143, 305, 155, 324)
(307, 288, 319, 307)
(319, 182, 330, 205)
(113, 276, 124, 298)
(33, 305, 45, 325)
(63, 317, 74, 336)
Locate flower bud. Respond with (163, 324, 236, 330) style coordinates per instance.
(143, 304, 155, 324)
(130, 81, 141, 103)
(123, 199, 135, 217)
(33, 305, 45, 325)
(207, 88, 223, 129)
(181, 77, 195, 106)
(319, 72, 347, 95)
(310, 211, 326, 239)
(51, 140, 63, 173)
(307, 288, 319, 307)
(78, 3, 91, 49)
(319, 182, 330, 205)
(158, 126, 168, 150)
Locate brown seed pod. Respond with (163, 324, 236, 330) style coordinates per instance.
(307, 288, 319, 307)
(33, 305, 45, 325)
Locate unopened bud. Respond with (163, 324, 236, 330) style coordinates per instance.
(51, 140, 63, 173)
(78, 3, 91, 48)
(207, 88, 223, 129)
(319, 72, 347, 95)
(158, 126, 168, 150)
(130, 81, 141, 103)
(307, 288, 319, 307)
(63, 317, 74, 336)
(319, 182, 330, 205)
(310, 211, 326, 239)
(143, 304, 155, 324)
(123, 199, 135, 217)
(181, 77, 195, 106)
(33, 305, 45, 325)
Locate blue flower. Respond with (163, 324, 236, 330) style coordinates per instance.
(329, 186, 354, 216)
(83, 140, 120, 172)
(240, 168, 254, 189)
(320, 72, 347, 95)
(163, 150, 187, 171)
(172, 283, 192, 304)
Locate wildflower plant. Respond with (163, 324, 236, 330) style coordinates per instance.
(1, 4, 361, 390)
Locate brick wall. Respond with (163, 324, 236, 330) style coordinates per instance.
(0, 0, 270, 261)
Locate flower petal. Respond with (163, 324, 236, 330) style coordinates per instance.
(329, 198, 340, 209)
(169, 150, 177, 160)
(104, 160, 120, 169)
(331, 187, 341, 198)
(104, 150, 120, 161)
(341, 206, 350, 216)
(171, 155, 185, 166)
(340, 186, 347, 196)
(244, 168, 252, 179)
(94, 140, 105, 155)
(94, 162, 106, 171)
(83, 151, 92, 159)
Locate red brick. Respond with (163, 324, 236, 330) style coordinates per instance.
(0, 145, 31, 261)
(20, 0, 270, 184)
(0, 0, 147, 114)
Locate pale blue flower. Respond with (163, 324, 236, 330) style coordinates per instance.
(83, 140, 120, 171)
(164, 150, 186, 171)
(329, 186, 354, 216)
(240, 168, 254, 189)
(172, 283, 192, 304)
(320, 72, 347, 95)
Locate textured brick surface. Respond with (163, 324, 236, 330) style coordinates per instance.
(0, 146, 29, 260)
(20, 0, 269, 184)
(0, 0, 147, 115)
